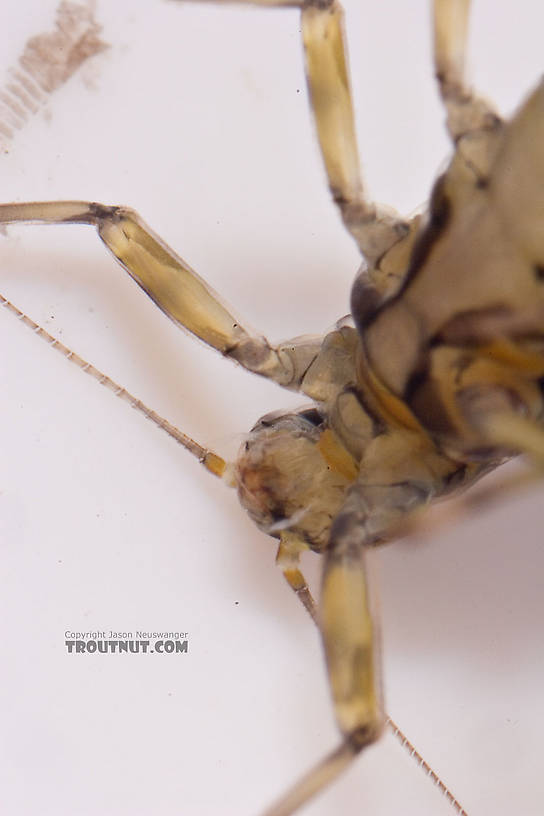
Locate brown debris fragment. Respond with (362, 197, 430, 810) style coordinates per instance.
(0, 1, 108, 146)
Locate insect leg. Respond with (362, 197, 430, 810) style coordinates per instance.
(0, 291, 230, 478)
(480, 412, 544, 465)
(0, 201, 322, 390)
(433, 0, 501, 144)
(273, 522, 470, 816)
(260, 498, 385, 816)
(300, 0, 410, 266)
(180, 0, 410, 267)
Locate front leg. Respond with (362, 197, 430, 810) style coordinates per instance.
(0, 200, 320, 389)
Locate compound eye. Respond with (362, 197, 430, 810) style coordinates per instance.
(295, 407, 325, 428)
(251, 407, 324, 434)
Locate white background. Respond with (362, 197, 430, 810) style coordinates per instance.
(0, 1, 543, 814)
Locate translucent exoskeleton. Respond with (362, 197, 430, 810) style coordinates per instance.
(1, 1, 544, 815)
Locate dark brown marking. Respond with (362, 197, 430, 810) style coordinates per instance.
(350, 271, 386, 332)
(0, 1, 108, 147)
(403, 174, 451, 282)
(361, 174, 452, 334)
(435, 305, 513, 345)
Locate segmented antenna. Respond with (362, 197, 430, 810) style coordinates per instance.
(1, 292, 467, 815)
(387, 716, 469, 815)
(0, 292, 227, 479)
